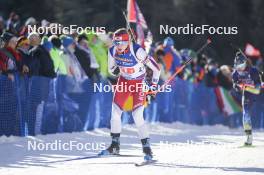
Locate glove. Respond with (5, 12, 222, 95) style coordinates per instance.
(146, 83, 158, 104)
(112, 67, 120, 76)
(233, 83, 241, 92)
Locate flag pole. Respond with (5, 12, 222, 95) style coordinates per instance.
(122, 10, 137, 43)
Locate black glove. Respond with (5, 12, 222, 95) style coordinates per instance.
(112, 67, 120, 76)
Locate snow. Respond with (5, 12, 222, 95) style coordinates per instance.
(0, 122, 264, 175)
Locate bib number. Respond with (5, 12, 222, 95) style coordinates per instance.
(121, 67, 135, 74)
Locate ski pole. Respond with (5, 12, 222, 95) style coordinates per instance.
(148, 38, 212, 95)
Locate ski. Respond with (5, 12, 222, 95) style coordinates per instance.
(135, 159, 158, 167)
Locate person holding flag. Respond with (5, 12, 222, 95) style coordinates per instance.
(98, 28, 160, 161)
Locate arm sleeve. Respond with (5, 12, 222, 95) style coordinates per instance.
(252, 68, 261, 86)
(232, 71, 241, 91)
(232, 71, 239, 84)
(108, 49, 119, 76)
(136, 48, 161, 84)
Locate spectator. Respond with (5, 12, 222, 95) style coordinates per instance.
(0, 32, 20, 136)
(49, 35, 67, 75)
(60, 35, 86, 80)
(29, 33, 56, 78)
(204, 59, 219, 87)
(17, 36, 39, 76)
(86, 32, 109, 78)
(29, 35, 55, 136)
(217, 65, 233, 90)
(0, 32, 22, 80)
(75, 34, 100, 81)
(179, 48, 198, 81)
(160, 37, 182, 75)
(19, 17, 37, 36)
(187, 54, 205, 84)
(6, 12, 21, 35)
(28, 32, 41, 48)
(153, 48, 168, 81)
(0, 38, 9, 75)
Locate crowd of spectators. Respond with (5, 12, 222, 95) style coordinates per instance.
(1, 12, 263, 89)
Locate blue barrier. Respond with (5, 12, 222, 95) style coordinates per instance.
(0, 74, 264, 136)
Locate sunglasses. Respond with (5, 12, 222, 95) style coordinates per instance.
(235, 62, 246, 70)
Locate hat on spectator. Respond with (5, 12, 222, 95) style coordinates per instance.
(77, 34, 88, 43)
(163, 37, 174, 47)
(25, 17, 37, 26)
(16, 36, 29, 48)
(1, 32, 15, 43)
(41, 36, 53, 51)
(60, 35, 74, 48)
(49, 35, 61, 49)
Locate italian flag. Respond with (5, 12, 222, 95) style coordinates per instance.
(214, 87, 241, 116)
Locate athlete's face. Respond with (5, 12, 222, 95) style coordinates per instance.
(114, 41, 129, 52)
(113, 33, 130, 52)
(235, 62, 247, 72)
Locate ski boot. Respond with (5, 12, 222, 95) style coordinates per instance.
(98, 133, 120, 156)
(244, 130, 253, 146)
(141, 138, 153, 161)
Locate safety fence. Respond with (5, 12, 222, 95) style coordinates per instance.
(0, 74, 264, 136)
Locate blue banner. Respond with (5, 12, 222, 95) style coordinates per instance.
(0, 74, 264, 136)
